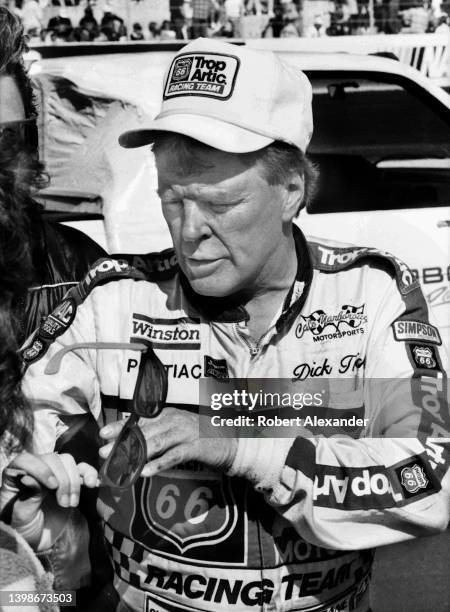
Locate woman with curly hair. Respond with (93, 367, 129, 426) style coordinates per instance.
(0, 6, 102, 607)
(0, 134, 56, 611)
(0, 186, 98, 607)
(0, 142, 100, 608)
(0, 5, 106, 344)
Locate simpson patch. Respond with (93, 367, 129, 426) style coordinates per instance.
(392, 320, 441, 345)
(164, 52, 240, 100)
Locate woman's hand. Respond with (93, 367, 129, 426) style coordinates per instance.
(0, 451, 98, 545)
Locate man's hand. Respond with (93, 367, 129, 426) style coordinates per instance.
(0, 451, 98, 544)
(99, 407, 238, 478)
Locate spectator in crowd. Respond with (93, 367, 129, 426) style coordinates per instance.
(191, 0, 216, 37)
(262, 5, 285, 37)
(7, 0, 445, 41)
(305, 13, 328, 36)
(130, 21, 144, 40)
(224, 0, 244, 36)
(327, 0, 352, 35)
(25, 25, 41, 43)
(280, 3, 301, 36)
(374, 0, 402, 32)
(47, 11, 73, 42)
(348, 1, 371, 33)
(73, 25, 91, 41)
(208, 3, 236, 37)
(79, 4, 99, 40)
(170, 0, 187, 38)
(100, 10, 126, 41)
(218, 17, 235, 34)
(147, 20, 161, 39)
(400, 0, 430, 31)
(21, 0, 43, 35)
(160, 19, 176, 39)
(434, 9, 450, 30)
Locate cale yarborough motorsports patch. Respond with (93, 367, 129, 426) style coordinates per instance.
(163, 52, 240, 100)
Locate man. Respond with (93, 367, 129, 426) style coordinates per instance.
(191, 0, 216, 37)
(0, 6, 106, 341)
(400, 0, 430, 32)
(12, 39, 450, 612)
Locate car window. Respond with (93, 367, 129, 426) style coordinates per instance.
(305, 73, 450, 213)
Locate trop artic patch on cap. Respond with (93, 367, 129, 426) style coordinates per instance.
(163, 52, 240, 101)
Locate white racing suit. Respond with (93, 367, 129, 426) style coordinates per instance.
(22, 227, 450, 612)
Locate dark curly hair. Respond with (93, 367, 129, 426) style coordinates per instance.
(0, 6, 40, 456)
(0, 6, 37, 119)
(0, 152, 34, 456)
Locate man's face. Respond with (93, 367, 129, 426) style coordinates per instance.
(156, 146, 295, 298)
(0, 75, 25, 123)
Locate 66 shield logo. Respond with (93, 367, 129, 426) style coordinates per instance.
(131, 468, 242, 561)
(412, 345, 436, 369)
(400, 464, 428, 494)
(172, 57, 192, 81)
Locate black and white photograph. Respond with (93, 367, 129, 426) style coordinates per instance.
(0, 2, 448, 611)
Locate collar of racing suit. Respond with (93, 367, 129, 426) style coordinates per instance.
(179, 224, 314, 329)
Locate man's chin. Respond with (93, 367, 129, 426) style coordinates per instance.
(188, 276, 232, 297)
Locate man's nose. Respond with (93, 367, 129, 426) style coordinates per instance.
(181, 200, 211, 242)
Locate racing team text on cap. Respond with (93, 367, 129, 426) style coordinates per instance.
(164, 53, 240, 101)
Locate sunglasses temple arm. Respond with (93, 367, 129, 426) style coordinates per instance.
(44, 342, 147, 375)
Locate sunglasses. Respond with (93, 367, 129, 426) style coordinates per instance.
(45, 341, 168, 489)
(0, 116, 39, 154)
(100, 345, 168, 489)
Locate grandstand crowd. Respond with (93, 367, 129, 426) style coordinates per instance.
(5, 0, 450, 42)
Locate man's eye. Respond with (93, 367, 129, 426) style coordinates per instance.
(209, 201, 231, 211)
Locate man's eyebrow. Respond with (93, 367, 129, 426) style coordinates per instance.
(157, 185, 239, 201)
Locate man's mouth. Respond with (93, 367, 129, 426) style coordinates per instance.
(187, 257, 221, 264)
(184, 257, 224, 276)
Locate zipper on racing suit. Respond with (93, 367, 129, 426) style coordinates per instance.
(234, 322, 273, 360)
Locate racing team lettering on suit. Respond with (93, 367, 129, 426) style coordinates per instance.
(23, 227, 450, 612)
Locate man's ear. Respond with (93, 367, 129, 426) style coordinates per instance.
(282, 174, 304, 222)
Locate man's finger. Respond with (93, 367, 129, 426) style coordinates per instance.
(141, 445, 188, 478)
(99, 442, 113, 459)
(99, 420, 127, 440)
(143, 426, 181, 460)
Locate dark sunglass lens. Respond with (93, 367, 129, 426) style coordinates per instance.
(134, 350, 167, 417)
(102, 424, 146, 488)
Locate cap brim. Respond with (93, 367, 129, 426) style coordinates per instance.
(119, 114, 273, 153)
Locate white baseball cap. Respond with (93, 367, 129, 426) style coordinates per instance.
(119, 38, 313, 154)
